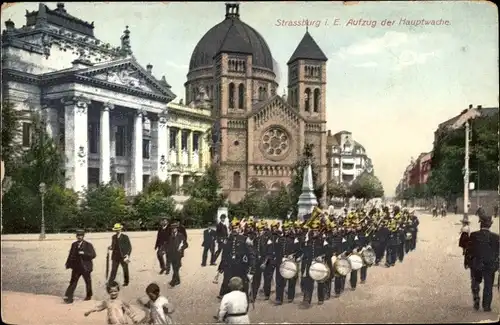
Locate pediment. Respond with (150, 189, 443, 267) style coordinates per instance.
(77, 59, 175, 99)
(250, 95, 304, 129)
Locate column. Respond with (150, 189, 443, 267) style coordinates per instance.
(131, 109, 143, 195)
(157, 109, 168, 181)
(61, 95, 90, 192)
(100, 102, 113, 184)
(177, 129, 182, 165)
(42, 102, 58, 139)
(188, 130, 193, 166)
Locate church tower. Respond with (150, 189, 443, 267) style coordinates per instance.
(287, 30, 329, 201)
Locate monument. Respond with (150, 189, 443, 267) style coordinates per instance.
(297, 162, 318, 221)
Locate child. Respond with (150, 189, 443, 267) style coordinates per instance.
(84, 281, 138, 324)
(136, 283, 175, 324)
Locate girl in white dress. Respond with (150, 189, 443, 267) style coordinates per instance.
(137, 283, 175, 324)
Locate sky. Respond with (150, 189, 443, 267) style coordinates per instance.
(1, 1, 498, 196)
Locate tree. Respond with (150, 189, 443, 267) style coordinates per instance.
(327, 180, 351, 199)
(289, 143, 324, 217)
(182, 164, 225, 226)
(143, 177, 175, 197)
(232, 178, 269, 218)
(1, 100, 22, 171)
(80, 183, 129, 231)
(265, 184, 292, 220)
(349, 172, 384, 200)
(134, 191, 176, 228)
(427, 112, 498, 199)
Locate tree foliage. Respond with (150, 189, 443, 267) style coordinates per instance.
(427, 113, 498, 199)
(350, 172, 384, 200)
(327, 180, 350, 198)
(1, 100, 22, 171)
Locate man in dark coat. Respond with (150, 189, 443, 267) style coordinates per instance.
(63, 229, 96, 304)
(108, 223, 132, 286)
(465, 216, 499, 312)
(166, 221, 188, 287)
(201, 223, 216, 266)
(214, 214, 229, 263)
(155, 218, 171, 274)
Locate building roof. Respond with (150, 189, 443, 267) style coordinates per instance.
(25, 3, 95, 37)
(287, 31, 328, 65)
(437, 106, 498, 130)
(189, 3, 274, 71)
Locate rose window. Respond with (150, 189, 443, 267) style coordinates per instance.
(261, 128, 289, 157)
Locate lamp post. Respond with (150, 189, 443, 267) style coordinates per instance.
(39, 182, 46, 240)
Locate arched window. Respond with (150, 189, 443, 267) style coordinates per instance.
(304, 88, 311, 112)
(313, 89, 320, 112)
(233, 171, 241, 188)
(238, 84, 244, 109)
(229, 83, 235, 108)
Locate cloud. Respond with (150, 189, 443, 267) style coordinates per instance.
(336, 31, 416, 58)
(394, 50, 438, 70)
(353, 62, 378, 68)
(164, 60, 188, 70)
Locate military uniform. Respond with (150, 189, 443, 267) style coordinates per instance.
(385, 221, 399, 267)
(300, 221, 326, 305)
(218, 218, 256, 298)
(251, 222, 274, 301)
(274, 221, 301, 305)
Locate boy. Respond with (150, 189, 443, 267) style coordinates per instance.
(84, 281, 138, 324)
(136, 283, 175, 324)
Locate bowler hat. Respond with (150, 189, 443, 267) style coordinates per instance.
(76, 229, 85, 236)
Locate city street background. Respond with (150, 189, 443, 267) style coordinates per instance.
(2, 211, 499, 324)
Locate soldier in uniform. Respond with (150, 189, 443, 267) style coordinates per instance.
(355, 221, 369, 284)
(345, 221, 360, 290)
(251, 221, 274, 301)
(385, 219, 399, 267)
(396, 213, 406, 263)
(409, 212, 419, 251)
(300, 220, 326, 306)
(217, 218, 256, 299)
(274, 221, 301, 305)
(465, 215, 499, 312)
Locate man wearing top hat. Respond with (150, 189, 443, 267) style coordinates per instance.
(166, 220, 188, 287)
(465, 215, 499, 312)
(108, 223, 132, 286)
(63, 229, 96, 304)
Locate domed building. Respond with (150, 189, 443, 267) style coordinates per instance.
(185, 3, 329, 202)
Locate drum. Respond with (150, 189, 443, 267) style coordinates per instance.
(361, 247, 376, 266)
(348, 254, 364, 271)
(309, 261, 330, 282)
(279, 258, 298, 279)
(334, 257, 352, 276)
(405, 232, 412, 240)
(331, 255, 337, 266)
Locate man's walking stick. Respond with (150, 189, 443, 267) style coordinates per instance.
(105, 250, 110, 284)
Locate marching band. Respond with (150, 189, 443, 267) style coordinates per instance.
(213, 205, 420, 308)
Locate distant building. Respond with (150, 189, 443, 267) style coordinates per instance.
(326, 130, 373, 184)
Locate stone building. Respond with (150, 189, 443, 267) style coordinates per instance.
(1, 3, 211, 196)
(326, 130, 373, 184)
(185, 3, 329, 202)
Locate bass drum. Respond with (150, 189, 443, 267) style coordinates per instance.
(279, 258, 298, 279)
(348, 254, 364, 271)
(361, 247, 376, 266)
(309, 261, 330, 282)
(334, 257, 352, 276)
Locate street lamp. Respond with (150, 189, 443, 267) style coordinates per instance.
(39, 182, 46, 240)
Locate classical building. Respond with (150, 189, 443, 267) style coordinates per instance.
(185, 3, 329, 202)
(166, 101, 213, 193)
(326, 130, 373, 184)
(1, 3, 209, 196)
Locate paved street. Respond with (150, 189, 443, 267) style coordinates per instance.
(2, 212, 499, 324)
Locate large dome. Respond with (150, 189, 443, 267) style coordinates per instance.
(189, 4, 274, 71)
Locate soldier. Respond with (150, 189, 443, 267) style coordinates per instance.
(214, 214, 229, 263)
(346, 222, 359, 290)
(155, 218, 170, 274)
(409, 212, 419, 251)
(465, 215, 499, 312)
(300, 220, 326, 306)
(355, 222, 369, 284)
(385, 220, 399, 267)
(251, 221, 274, 301)
(274, 221, 301, 305)
(324, 219, 343, 299)
(397, 215, 406, 263)
(108, 223, 132, 286)
(63, 229, 96, 304)
(217, 218, 256, 299)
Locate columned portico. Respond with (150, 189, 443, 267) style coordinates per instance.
(156, 110, 169, 181)
(100, 102, 113, 184)
(62, 95, 90, 193)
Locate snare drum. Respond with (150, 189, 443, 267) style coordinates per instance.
(348, 254, 363, 271)
(334, 257, 352, 276)
(279, 258, 298, 279)
(309, 261, 330, 282)
(361, 247, 376, 266)
(405, 232, 412, 240)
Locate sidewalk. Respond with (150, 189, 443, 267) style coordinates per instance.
(1, 291, 147, 325)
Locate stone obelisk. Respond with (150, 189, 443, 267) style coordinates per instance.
(297, 162, 318, 221)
